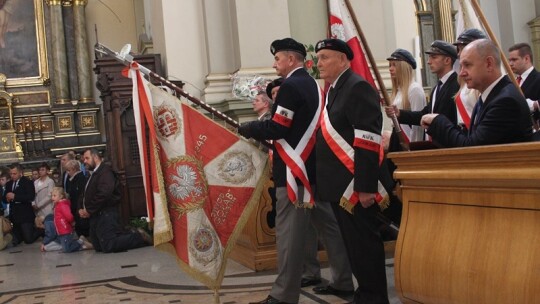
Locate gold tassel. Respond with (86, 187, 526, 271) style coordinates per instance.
(339, 197, 355, 214)
(378, 194, 390, 211)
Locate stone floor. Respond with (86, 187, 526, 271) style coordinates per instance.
(0, 242, 401, 304)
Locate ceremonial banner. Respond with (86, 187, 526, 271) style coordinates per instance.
(129, 64, 269, 294)
(328, 0, 376, 88)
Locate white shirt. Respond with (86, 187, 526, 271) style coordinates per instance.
(393, 82, 426, 142)
(519, 66, 538, 111)
(480, 75, 506, 103)
(431, 70, 455, 112)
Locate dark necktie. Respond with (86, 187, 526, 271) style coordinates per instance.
(471, 97, 483, 132)
(327, 87, 336, 109)
(432, 80, 443, 113)
(12, 180, 18, 192)
(516, 75, 522, 85)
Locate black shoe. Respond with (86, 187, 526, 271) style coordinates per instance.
(300, 277, 322, 287)
(248, 295, 291, 304)
(312, 285, 354, 296)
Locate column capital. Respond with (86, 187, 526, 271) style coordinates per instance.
(45, 0, 63, 6)
(73, 0, 88, 6)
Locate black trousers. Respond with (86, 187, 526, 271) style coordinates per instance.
(12, 221, 39, 245)
(331, 202, 389, 304)
(89, 209, 146, 253)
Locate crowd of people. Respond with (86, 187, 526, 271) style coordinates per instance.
(240, 31, 535, 304)
(0, 149, 152, 253)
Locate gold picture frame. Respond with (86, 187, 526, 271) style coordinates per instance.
(0, 0, 49, 88)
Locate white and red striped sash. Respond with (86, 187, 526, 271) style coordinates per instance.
(455, 91, 471, 129)
(320, 107, 388, 213)
(274, 80, 324, 206)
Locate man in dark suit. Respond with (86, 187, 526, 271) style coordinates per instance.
(315, 38, 388, 304)
(421, 39, 532, 147)
(79, 148, 151, 253)
(240, 38, 352, 304)
(5, 163, 38, 245)
(386, 40, 460, 128)
(508, 42, 540, 122)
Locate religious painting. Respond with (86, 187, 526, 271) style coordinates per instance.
(0, 0, 48, 87)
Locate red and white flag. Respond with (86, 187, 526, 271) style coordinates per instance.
(328, 0, 376, 88)
(129, 63, 269, 292)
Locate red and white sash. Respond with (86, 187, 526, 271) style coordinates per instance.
(320, 107, 388, 213)
(455, 89, 472, 129)
(274, 80, 324, 206)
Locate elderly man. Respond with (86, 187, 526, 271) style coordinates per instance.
(315, 38, 388, 304)
(240, 38, 352, 304)
(252, 91, 273, 121)
(421, 39, 532, 146)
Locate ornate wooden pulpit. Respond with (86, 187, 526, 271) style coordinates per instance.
(389, 142, 540, 304)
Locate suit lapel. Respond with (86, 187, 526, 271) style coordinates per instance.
(475, 76, 510, 124)
(433, 72, 457, 113)
(521, 69, 537, 93)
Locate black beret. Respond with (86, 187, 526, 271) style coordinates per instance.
(270, 38, 306, 58)
(425, 40, 457, 59)
(453, 28, 487, 46)
(266, 77, 283, 99)
(386, 48, 417, 69)
(315, 38, 354, 60)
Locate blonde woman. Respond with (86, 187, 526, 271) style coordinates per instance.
(387, 48, 426, 149)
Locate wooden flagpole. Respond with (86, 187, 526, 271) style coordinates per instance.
(469, 0, 523, 95)
(342, 0, 410, 151)
(95, 43, 273, 147)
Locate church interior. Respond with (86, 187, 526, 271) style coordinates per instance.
(0, 0, 539, 303)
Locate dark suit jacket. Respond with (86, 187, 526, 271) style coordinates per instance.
(66, 171, 87, 216)
(399, 71, 459, 125)
(244, 68, 320, 187)
(427, 76, 532, 147)
(5, 176, 36, 223)
(79, 163, 120, 216)
(316, 69, 382, 201)
(521, 68, 540, 101)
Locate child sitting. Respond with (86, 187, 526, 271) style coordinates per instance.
(50, 187, 92, 253)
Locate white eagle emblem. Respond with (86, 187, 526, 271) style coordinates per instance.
(330, 23, 346, 41)
(169, 165, 203, 200)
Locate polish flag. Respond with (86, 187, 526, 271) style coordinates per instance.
(328, 0, 376, 89)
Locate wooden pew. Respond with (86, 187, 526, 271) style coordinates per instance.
(388, 142, 540, 304)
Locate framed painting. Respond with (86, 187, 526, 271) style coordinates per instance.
(0, 0, 48, 87)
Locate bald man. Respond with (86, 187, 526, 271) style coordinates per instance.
(421, 39, 532, 147)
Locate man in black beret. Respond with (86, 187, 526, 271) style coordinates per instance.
(386, 39, 460, 131)
(241, 38, 352, 304)
(315, 38, 389, 304)
(266, 77, 283, 101)
(454, 28, 487, 54)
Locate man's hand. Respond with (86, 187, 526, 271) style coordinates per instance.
(358, 192, 376, 208)
(79, 208, 90, 218)
(384, 105, 400, 118)
(421, 114, 439, 129)
(6, 192, 14, 202)
(237, 122, 253, 139)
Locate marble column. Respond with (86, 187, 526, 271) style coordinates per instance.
(528, 17, 540, 70)
(201, 0, 290, 105)
(46, 0, 70, 104)
(438, 0, 454, 43)
(73, 0, 93, 103)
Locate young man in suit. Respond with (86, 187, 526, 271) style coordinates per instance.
(315, 38, 388, 304)
(508, 43, 540, 122)
(79, 148, 151, 253)
(240, 38, 352, 304)
(421, 39, 533, 147)
(386, 40, 460, 129)
(5, 163, 38, 245)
